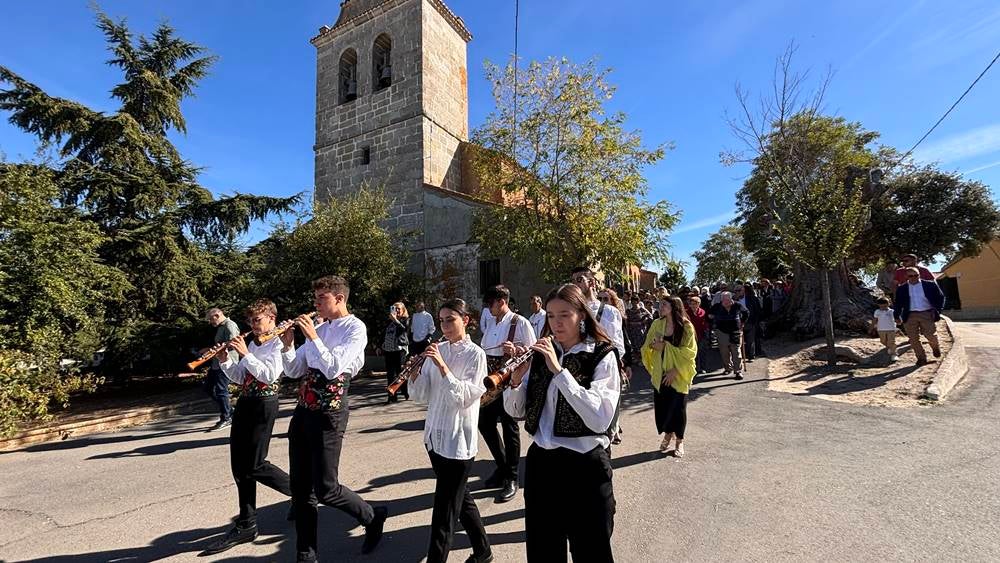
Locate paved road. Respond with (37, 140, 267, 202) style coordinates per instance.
(1, 323, 998, 562)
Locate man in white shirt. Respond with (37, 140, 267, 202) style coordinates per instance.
(409, 301, 436, 356)
(528, 295, 547, 338)
(279, 275, 387, 559)
(478, 284, 536, 504)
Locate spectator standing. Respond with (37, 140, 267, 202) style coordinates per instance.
(383, 302, 411, 403)
(527, 295, 547, 339)
(709, 293, 749, 379)
(626, 296, 652, 360)
(410, 301, 436, 356)
(686, 296, 710, 374)
(203, 307, 240, 431)
(891, 254, 936, 292)
(743, 284, 764, 360)
(893, 267, 945, 366)
(873, 297, 899, 362)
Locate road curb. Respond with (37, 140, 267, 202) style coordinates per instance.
(925, 315, 970, 401)
(0, 398, 214, 452)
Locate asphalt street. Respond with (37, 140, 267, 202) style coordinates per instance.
(1, 322, 998, 562)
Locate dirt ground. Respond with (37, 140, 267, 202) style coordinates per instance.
(766, 320, 953, 407)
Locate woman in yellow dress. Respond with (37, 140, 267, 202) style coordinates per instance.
(641, 296, 697, 457)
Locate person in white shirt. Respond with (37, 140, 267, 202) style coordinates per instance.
(279, 276, 387, 559)
(528, 295, 547, 338)
(203, 299, 292, 555)
(408, 298, 493, 563)
(478, 284, 537, 504)
(409, 301, 436, 356)
(503, 284, 620, 562)
(873, 297, 900, 362)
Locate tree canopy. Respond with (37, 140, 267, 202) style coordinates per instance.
(692, 225, 759, 286)
(469, 57, 679, 283)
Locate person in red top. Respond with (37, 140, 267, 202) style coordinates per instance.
(686, 295, 710, 374)
(891, 253, 935, 292)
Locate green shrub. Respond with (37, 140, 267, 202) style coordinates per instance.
(0, 349, 100, 438)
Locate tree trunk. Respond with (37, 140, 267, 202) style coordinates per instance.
(774, 263, 876, 339)
(819, 267, 837, 366)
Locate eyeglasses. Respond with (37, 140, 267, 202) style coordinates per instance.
(907, 274, 919, 279)
(571, 276, 590, 284)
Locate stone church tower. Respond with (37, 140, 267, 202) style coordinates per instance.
(312, 0, 545, 308)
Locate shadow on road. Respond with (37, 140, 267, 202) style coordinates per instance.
(358, 419, 425, 434)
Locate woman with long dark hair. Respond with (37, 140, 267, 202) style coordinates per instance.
(383, 301, 410, 403)
(504, 284, 620, 562)
(641, 296, 697, 457)
(407, 299, 492, 563)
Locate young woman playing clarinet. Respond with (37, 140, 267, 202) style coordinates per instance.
(408, 298, 493, 563)
(504, 284, 620, 562)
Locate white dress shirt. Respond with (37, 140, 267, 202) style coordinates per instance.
(479, 307, 494, 338)
(410, 310, 436, 342)
(408, 335, 487, 460)
(874, 309, 897, 331)
(588, 300, 625, 357)
(528, 309, 547, 338)
(282, 314, 367, 380)
(481, 310, 537, 356)
(503, 338, 621, 453)
(220, 336, 284, 385)
(908, 282, 933, 312)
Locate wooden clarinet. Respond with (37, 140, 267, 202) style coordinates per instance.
(386, 335, 448, 396)
(256, 311, 319, 345)
(187, 330, 252, 371)
(479, 344, 538, 406)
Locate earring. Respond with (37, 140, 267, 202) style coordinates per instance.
(579, 320, 586, 334)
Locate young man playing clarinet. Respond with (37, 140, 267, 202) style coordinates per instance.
(280, 276, 388, 561)
(478, 285, 536, 503)
(408, 299, 494, 563)
(203, 299, 292, 555)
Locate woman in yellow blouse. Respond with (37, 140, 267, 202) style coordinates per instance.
(641, 296, 697, 457)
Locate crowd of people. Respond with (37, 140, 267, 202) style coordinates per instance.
(192, 253, 945, 562)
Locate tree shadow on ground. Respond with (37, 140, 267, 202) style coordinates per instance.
(800, 363, 922, 396)
(85, 436, 231, 459)
(10, 415, 218, 454)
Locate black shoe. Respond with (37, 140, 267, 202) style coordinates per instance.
(722, 369, 731, 375)
(465, 550, 495, 563)
(296, 552, 318, 562)
(495, 479, 518, 503)
(734, 373, 744, 380)
(402, 394, 410, 400)
(286, 501, 296, 521)
(201, 524, 257, 555)
(932, 349, 942, 358)
(210, 419, 232, 432)
(482, 471, 505, 489)
(361, 506, 388, 554)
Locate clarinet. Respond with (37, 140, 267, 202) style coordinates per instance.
(256, 311, 319, 345)
(187, 330, 252, 371)
(386, 335, 448, 396)
(479, 337, 550, 406)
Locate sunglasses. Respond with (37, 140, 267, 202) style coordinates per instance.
(597, 296, 609, 301)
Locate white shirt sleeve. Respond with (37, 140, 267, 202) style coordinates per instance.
(220, 357, 244, 384)
(550, 352, 621, 433)
(307, 321, 367, 380)
(281, 346, 306, 379)
(606, 309, 626, 357)
(517, 316, 538, 347)
(443, 349, 487, 409)
(240, 344, 282, 385)
(409, 358, 433, 403)
(503, 372, 529, 419)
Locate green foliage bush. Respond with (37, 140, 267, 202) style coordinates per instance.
(0, 350, 100, 437)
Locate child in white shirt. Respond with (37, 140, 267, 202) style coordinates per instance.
(873, 297, 899, 361)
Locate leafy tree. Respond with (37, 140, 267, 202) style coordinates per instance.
(469, 57, 679, 282)
(658, 259, 689, 290)
(248, 186, 423, 346)
(692, 225, 759, 286)
(0, 11, 298, 378)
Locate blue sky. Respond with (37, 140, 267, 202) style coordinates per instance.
(2, 0, 999, 280)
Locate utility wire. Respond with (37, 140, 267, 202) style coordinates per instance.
(891, 49, 1000, 170)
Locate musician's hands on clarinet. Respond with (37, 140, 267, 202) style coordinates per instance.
(295, 313, 319, 341)
(229, 335, 249, 357)
(424, 342, 448, 377)
(501, 341, 517, 357)
(509, 343, 531, 388)
(531, 336, 562, 375)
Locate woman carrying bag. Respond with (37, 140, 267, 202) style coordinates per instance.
(641, 296, 697, 457)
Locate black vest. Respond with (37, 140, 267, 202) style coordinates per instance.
(523, 341, 619, 438)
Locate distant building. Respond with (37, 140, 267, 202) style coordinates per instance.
(939, 239, 1000, 319)
(311, 0, 546, 308)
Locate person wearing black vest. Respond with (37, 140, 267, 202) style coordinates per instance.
(504, 284, 621, 562)
(202, 299, 292, 555)
(478, 284, 536, 503)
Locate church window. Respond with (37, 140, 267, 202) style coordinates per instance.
(361, 146, 371, 165)
(372, 34, 392, 91)
(339, 48, 359, 104)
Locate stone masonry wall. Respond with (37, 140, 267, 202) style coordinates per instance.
(420, 0, 468, 190)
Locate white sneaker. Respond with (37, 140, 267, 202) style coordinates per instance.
(674, 443, 685, 458)
(889, 354, 898, 362)
(659, 434, 672, 453)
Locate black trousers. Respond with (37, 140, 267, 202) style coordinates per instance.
(524, 444, 615, 562)
(205, 367, 232, 421)
(231, 395, 291, 527)
(652, 384, 687, 439)
(427, 451, 490, 562)
(477, 396, 520, 480)
(385, 350, 407, 399)
(288, 405, 374, 556)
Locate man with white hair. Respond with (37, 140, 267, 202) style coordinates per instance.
(708, 292, 749, 379)
(202, 307, 241, 430)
